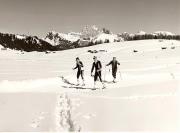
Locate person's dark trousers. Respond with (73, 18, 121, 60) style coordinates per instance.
(94, 71, 102, 82)
(77, 70, 84, 80)
(112, 69, 117, 79)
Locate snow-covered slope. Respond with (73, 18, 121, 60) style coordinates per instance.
(92, 33, 123, 43)
(44, 31, 80, 46)
(0, 39, 180, 131)
(81, 25, 101, 39)
(1, 39, 178, 81)
(0, 34, 180, 132)
(136, 31, 146, 35)
(0, 44, 3, 49)
(16, 34, 26, 40)
(153, 31, 175, 36)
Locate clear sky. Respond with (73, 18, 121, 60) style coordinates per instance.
(0, 0, 179, 37)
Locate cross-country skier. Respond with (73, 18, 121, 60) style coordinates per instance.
(73, 57, 85, 86)
(106, 57, 120, 82)
(91, 56, 105, 89)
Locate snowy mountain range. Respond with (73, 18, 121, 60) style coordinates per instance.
(0, 25, 180, 52)
(44, 31, 81, 46)
(44, 25, 123, 46)
(44, 28, 178, 46)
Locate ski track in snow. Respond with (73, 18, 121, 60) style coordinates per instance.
(54, 93, 81, 132)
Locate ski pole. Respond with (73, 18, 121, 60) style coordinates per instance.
(104, 66, 106, 82)
(119, 70, 123, 80)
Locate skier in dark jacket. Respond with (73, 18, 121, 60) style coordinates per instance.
(106, 57, 120, 82)
(73, 57, 85, 86)
(91, 56, 105, 89)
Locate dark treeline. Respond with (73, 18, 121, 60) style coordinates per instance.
(119, 33, 180, 41)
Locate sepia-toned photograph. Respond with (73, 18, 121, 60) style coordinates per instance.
(0, 0, 179, 132)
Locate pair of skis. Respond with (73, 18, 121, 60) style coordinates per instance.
(60, 76, 104, 90)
